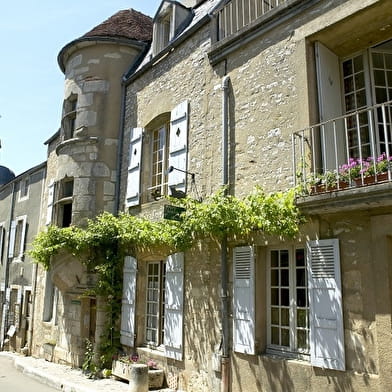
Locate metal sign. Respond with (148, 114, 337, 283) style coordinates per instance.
(164, 205, 186, 222)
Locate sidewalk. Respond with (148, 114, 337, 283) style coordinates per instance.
(0, 351, 175, 392)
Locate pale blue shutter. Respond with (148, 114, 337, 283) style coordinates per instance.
(125, 128, 143, 207)
(8, 220, 16, 258)
(46, 181, 55, 225)
(315, 42, 345, 171)
(307, 239, 345, 371)
(233, 246, 255, 354)
(164, 252, 184, 360)
(120, 256, 137, 347)
(168, 101, 188, 194)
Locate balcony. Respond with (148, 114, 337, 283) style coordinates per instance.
(292, 100, 392, 199)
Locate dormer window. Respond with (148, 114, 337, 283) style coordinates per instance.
(152, 1, 192, 56)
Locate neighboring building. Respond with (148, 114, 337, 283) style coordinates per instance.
(2, 0, 392, 391)
(0, 162, 46, 354)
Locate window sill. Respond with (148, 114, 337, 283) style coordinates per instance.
(264, 349, 310, 364)
(136, 346, 166, 359)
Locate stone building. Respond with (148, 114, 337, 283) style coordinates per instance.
(0, 162, 46, 353)
(118, 0, 392, 391)
(1, 0, 392, 391)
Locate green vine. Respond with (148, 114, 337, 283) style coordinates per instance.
(29, 186, 304, 368)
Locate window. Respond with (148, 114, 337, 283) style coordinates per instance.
(62, 95, 78, 140)
(233, 240, 344, 370)
(316, 39, 392, 170)
(125, 101, 188, 208)
(267, 247, 309, 356)
(145, 260, 166, 347)
(19, 177, 29, 201)
(56, 179, 73, 227)
(150, 125, 169, 200)
(8, 215, 27, 260)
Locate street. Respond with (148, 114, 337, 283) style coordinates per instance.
(0, 355, 57, 392)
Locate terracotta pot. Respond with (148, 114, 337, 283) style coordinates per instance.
(311, 181, 349, 194)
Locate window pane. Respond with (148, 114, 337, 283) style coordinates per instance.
(271, 307, 279, 325)
(353, 55, 364, 72)
(281, 328, 289, 347)
(297, 288, 307, 307)
(271, 327, 279, 345)
(271, 288, 279, 305)
(271, 269, 279, 286)
(356, 90, 367, 108)
(281, 288, 289, 306)
(297, 309, 307, 328)
(280, 269, 289, 286)
(344, 76, 354, 93)
(376, 87, 388, 104)
(372, 52, 384, 68)
(281, 308, 289, 327)
(386, 54, 392, 69)
(374, 69, 386, 86)
(296, 249, 305, 267)
(355, 72, 365, 90)
(342, 59, 353, 77)
(296, 269, 306, 287)
(280, 250, 289, 267)
(271, 250, 278, 267)
(297, 329, 308, 350)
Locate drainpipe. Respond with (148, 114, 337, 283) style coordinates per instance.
(220, 75, 230, 392)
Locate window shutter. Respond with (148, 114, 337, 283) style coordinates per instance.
(0, 225, 4, 263)
(168, 101, 188, 194)
(120, 256, 137, 347)
(125, 128, 143, 207)
(18, 215, 27, 259)
(307, 238, 345, 371)
(164, 252, 184, 360)
(233, 246, 255, 354)
(315, 42, 345, 171)
(46, 181, 55, 225)
(8, 220, 16, 258)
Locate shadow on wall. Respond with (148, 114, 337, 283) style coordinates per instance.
(184, 241, 222, 387)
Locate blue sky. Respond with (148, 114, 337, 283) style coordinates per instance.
(0, 1, 161, 175)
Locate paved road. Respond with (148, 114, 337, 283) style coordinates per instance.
(0, 355, 57, 392)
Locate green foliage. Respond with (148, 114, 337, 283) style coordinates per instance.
(30, 186, 304, 371)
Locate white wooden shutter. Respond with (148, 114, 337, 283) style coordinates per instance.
(168, 101, 188, 194)
(8, 220, 16, 258)
(120, 256, 137, 347)
(125, 128, 143, 207)
(18, 215, 27, 259)
(164, 252, 184, 360)
(46, 181, 55, 225)
(233, 246, 255, 354)
(315, 42, 345, 171)
(307, 238, 345, 371)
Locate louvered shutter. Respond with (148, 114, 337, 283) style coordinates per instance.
(120, 256, 137, 347)
(125, 128, 143, 207)
(18, 216, 27, 259)
(315, 42, 345, 171)
(46, 181, 55, 225)
(233, 246, 255, 354)
(168, 101, 188, 194)
(307, 239, 345, 371)
(164, 252, 184, 360)
(8, 220, 16, 258)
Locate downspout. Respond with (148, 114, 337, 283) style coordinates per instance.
(220, 75, 230, 392)
(0, 181, 16, 349)
(114, 81, 127, 216)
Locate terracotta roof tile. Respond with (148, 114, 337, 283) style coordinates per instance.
(82, 9, 152, 42)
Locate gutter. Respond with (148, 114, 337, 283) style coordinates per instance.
(220, 75, 230, 392)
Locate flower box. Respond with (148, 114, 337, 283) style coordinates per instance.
(355, 172, 389, 186)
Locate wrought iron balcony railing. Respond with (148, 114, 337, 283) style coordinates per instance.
(216, 0, 290, 41)
(292, 100, 392, 194)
